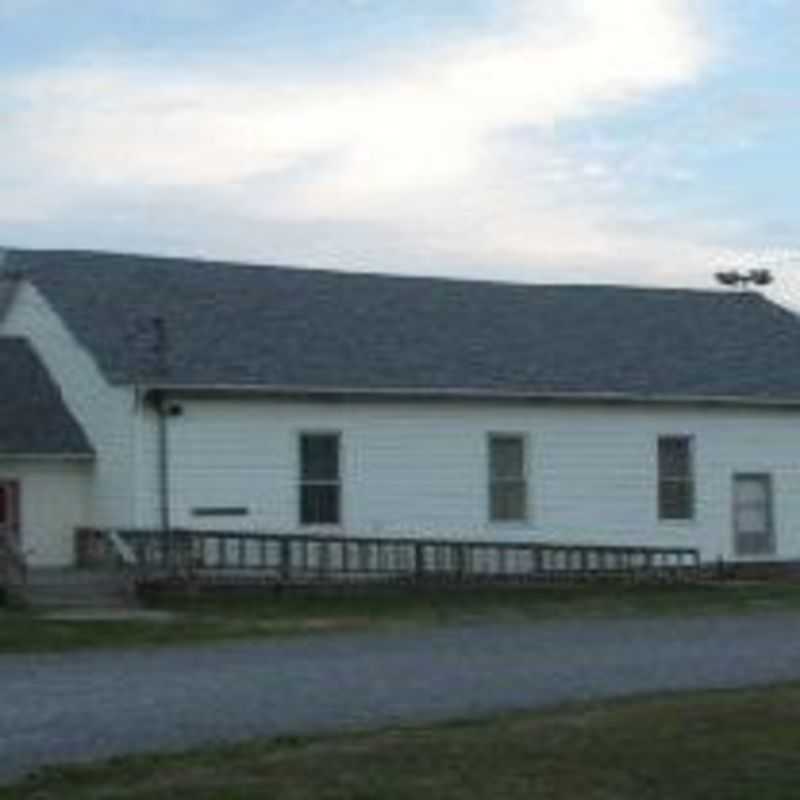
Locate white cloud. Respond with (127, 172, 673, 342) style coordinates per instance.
(4, 0, 710, 190)
(0, 0, 722, 286)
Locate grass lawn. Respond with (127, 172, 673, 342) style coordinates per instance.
(5, 683, 800, 799)
(3, 580, 800, 653)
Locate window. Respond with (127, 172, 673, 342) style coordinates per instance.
(658, 436, 694, 520)
(733, 473, 774, 556)
(489, 434, 527, 522)
(299, 433, 341, 525)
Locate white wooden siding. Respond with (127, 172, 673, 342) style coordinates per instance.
(7, 276, 800, 567)
(1, 281, 137, 529)
(136, 397, 800, 562)
(0, 459, 91, 566)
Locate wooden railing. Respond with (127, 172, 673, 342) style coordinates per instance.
(78, 528, 701, 586)
(0, 527, 27, 598)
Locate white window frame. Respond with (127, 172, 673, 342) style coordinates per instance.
(657, 435, 695, 522)
(733, 472, 775, 556)
(298, 431, 343, 527)
(487, 433, 528, 523)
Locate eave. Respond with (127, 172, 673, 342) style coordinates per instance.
(138, 383, 800, 410)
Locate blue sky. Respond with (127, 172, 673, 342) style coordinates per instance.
(1, 0, 800, 299)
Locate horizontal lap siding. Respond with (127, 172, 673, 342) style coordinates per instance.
(137, 398, 800, 562)
(0, 460, 90, 566)
(1, 282, 136, 530)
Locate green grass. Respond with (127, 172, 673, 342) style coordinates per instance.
(4, 581, 800, 653)
(0, 610, 314, 653)
(143, 580, 800, 628)
(6, 683, 800, 799)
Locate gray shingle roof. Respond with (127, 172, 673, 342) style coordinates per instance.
(0, 337, 94, 455)
(4, 247, 800, 403)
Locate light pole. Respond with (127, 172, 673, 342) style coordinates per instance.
(714, 269, 774, 290)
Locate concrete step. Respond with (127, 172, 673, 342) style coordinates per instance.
(24, 568, 137, 610)
(27, 567, 124, 585)
(25, 591, 135, 610)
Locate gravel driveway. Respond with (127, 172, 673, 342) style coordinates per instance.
(3, 612, 800, 783)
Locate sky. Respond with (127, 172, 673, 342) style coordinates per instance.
(1, 0, 800, 302)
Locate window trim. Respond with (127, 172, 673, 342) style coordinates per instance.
(298, 431, 343, 527)
(657, 435, 695, 522)
(487, 432, 529, 524)
(732, 472, 775, 557)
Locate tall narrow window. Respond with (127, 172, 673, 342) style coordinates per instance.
(489, 434, 527, 522)
(300, 433, 341, 525)
(658, 436, 694, 520)
(733, 474, 774, 556)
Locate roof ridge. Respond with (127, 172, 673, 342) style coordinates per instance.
(6, 245, 738, 297)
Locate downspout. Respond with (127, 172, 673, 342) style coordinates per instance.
(153, 389, 172, 536)
(131, 385, 143, 530)
(150, 316, 174, 571)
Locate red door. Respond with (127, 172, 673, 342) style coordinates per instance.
(0, 480, 21, 546)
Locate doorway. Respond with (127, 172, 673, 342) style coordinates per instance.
(0, 480, 21, 547)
